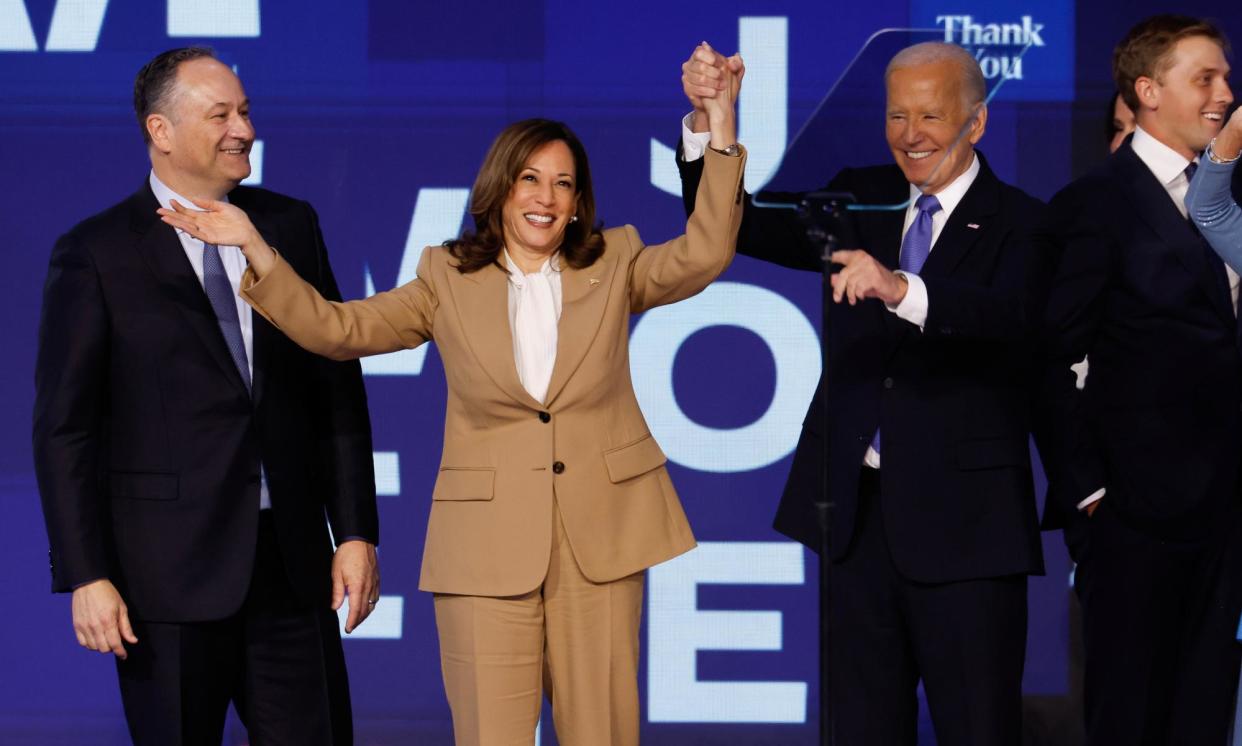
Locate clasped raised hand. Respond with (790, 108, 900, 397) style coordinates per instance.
(681, 41, 744, 140)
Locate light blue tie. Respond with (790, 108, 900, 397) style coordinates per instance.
(870, 193, 942, 457)
(899, 193, 942, 273)
(202, 242, 251, 392)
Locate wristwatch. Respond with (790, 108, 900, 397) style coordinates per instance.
(709, 143, 741, 157)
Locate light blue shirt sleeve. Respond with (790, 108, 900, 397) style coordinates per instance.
(1186, 155, 1242, 643)
(1186, 156, 1242, 273)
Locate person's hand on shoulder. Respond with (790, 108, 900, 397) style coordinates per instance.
(157, 199, 279, 277)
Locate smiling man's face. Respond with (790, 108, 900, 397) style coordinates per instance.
(156, 57, 255, 198)
(885, 59, 986, 195)
(1140, 34, 1232, 159)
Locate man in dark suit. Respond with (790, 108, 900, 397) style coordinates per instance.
(679, 42, 1045, 744)
(33, 47, 380, 745)
(1036, 15, 1242, 744)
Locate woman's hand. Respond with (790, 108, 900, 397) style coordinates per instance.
(1215, 107, 1242, 161)
(157, 199, 278, 277)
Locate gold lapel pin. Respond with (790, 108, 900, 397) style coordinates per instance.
(588, 278, 600, 286)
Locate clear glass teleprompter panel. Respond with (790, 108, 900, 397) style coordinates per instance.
(753, 28, 1033, 214)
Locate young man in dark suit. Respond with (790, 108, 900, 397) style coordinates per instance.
(33, 47, 380, 745)
(1036, 15, 1241, 744)
(678, 41, 1046, 745)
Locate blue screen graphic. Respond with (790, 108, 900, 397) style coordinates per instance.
(3, 1, 1235, 743)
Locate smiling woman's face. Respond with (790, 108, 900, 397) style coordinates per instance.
(501, 140, 579, 260)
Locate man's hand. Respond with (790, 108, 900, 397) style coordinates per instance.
(1215, 107, 1242, 161)
(682, 42, 745, 134)
(829, 250, 909, 306)
(332, 540, 379, 634)
(71, 579, 138, 660)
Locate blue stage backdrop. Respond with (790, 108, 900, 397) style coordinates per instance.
(1, 1, 1238, 744)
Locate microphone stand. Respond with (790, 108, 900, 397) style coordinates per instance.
(796, 191, 855, 746)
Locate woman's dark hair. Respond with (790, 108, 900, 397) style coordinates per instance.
(445, 119, 605, 274)
(1105, 91, 1128, 146)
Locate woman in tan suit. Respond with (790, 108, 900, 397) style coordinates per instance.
(159, 49, 743, 745)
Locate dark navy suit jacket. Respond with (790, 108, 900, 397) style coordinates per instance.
(33, 183, 379, 621)
(680, 150, 1046, 583)
(1036, 137, 1242, 540)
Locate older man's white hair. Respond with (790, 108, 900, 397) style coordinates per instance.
(885, 41, 987, 108)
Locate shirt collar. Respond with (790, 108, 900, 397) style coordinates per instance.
(502, 249, 561, 287)
(148, 170, 230, 240)
(907, 151, 980, 217)
(1131, 126, 1194, 187)
(148, 170, 230, 212)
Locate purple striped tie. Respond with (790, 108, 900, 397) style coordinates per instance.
(202, 243, 251, 391)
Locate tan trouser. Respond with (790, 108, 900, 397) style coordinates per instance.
(433, 507, 644, 746)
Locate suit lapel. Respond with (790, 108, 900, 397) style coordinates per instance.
(859, 168, 909, 270)
(543, 249, 617, 406)
(875, 208, 905, 270)
(128, 185, 250, 397)
(919, 159, 999, 279)
(1115, 145, 1234, 324)
(851, 169, 911, 339)
(446, 261, 544, 409)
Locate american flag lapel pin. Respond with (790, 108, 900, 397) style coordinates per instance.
(967, 223, 981, 229)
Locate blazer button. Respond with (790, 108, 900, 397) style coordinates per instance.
(552, 461, 566, 474)
(883, 377, 894, 389)
(539, 411, 551, 423)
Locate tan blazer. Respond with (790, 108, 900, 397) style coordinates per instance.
(242, 147, 746, 596)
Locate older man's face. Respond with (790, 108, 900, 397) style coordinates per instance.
(885, 59, 986, 194)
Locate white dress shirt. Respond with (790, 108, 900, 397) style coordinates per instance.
(886, 153, 981, 326)
(684, 116, 980, 468)
(503, 250, 563, 403)
(1074, 128, 1242, 512)
(149, 171, 270, 510)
